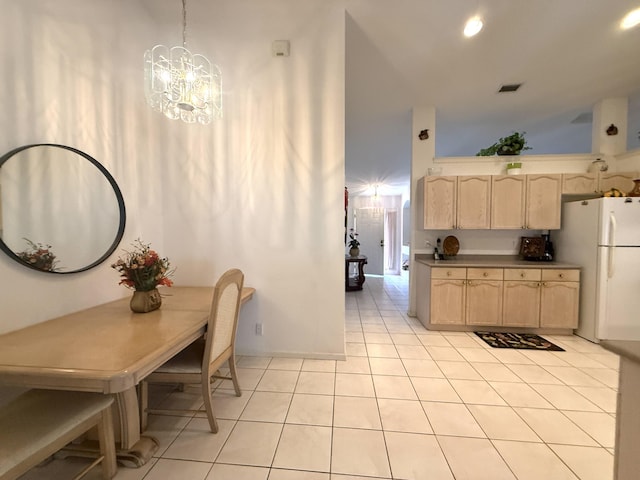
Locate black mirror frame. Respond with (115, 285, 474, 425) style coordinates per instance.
(0, 143, 126, 274)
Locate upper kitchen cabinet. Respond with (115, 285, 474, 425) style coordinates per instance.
(423, 176, 456, 229)
(562, 171, 639, 195)
(491, 175, 526, 229)
(492, 174, 561, 230)
(423, 175, 490, 230)
(561, 173, 598, 195)
(598, 172, 639, 194)
(526, 174, 562, 229)
(457, 176, 491, 229)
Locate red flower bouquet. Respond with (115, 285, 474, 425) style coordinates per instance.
(111, 239, 174, 291)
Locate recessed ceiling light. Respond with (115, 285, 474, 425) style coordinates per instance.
(498, 83, 522, 93)
(464, 16, 483, 37)
(621, 8, 640, 29)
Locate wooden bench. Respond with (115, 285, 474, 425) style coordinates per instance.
(0, 389, 117, 480)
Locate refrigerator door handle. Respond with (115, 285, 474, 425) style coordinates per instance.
(608, 213, 616, 278)
(609, 212, 617, 247)
(608, 246, 615, 278)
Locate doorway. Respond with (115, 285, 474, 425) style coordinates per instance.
(355, 207, 384, 275)
(354, 205, 402, 276)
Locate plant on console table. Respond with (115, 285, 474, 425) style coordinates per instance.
(348, 229, 360, 257)
(111, 239, 174, 313)
(476, 131, 531, 156)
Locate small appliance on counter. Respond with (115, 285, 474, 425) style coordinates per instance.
(519, 233, 554, 261)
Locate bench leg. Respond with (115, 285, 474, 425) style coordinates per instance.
(97, 406, 117, 479)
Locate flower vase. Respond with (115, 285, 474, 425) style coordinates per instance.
(349, 248, 360, 257)
(130, 288, 162, 313)
(628, 179, 640, 197)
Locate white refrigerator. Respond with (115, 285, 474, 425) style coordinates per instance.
(555, 197, 640, 342)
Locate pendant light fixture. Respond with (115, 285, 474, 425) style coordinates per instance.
(144, 0, 222, 124)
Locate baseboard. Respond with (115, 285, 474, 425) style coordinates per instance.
(235, 349, 347, 361)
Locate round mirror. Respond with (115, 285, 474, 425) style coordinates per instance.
(0, 144, 126, 274)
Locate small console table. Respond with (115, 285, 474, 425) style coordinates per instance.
(345, 255, 367, 291)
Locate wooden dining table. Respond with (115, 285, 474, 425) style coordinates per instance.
(0, 286, 255, 466)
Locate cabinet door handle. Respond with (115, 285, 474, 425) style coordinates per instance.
(483, 272, 488, 277)
(520, 273, 525, 278)
(558, 273, 564, 279)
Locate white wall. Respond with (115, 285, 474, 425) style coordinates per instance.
(0, 1, 346, 359)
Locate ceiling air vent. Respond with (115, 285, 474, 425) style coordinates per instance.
(498, 83, 522, 93)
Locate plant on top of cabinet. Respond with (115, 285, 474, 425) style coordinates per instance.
(476, 131, 531, 156)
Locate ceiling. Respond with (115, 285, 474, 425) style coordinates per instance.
(139, 0, 640, 197)
(344, 0, 640, 196)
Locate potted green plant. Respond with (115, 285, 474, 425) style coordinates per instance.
(348, 229, 360, 257)
(476, 131, 531, 156)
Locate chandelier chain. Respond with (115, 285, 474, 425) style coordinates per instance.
(182, 0, 187, 48)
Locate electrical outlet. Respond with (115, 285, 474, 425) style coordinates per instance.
(255, 323, 263, 335)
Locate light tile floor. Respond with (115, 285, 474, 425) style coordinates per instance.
(22, 273, 620, 480)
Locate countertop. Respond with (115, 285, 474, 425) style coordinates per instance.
(600, 340, 640, 364)
(414, 254, 580, 269)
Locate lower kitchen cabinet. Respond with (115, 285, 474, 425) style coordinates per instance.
(430, 268, 466, 326)
(430, 267, 504, 326)
(539, 270, 580, 328)
(465, 269, 503, 326)
(419, 263, 580, 331)
(502, 268, 542, 327)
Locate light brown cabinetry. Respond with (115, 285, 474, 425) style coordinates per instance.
(423, 176, 456, 229)
(503, 268, 579, 329)
(491, 176, 526, 229)
(465, 269, 503, 326)
(502, 269, 541, 327)
(490, 174, 561, 229)
(562, 173, 598, 194)
(599, 172, 638, 194)
(457, 176, 491, 229)
(562, 171, 638, 195)
(430, 268, 466, 325)
(526, 174, 562, 229)
(419, 264, 580, 331)
(430, 267, 504, 326)
(423, 175, 491, 229)
(539, 269, 580, 328)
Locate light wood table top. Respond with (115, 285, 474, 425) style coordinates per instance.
(0, 286, 255, 394)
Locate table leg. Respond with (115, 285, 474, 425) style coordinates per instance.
(114, 388, 159, 466)
(357, 261, 366, 287)
(59, 387, 158, 467)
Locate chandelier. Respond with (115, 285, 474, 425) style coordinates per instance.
(144, 0, 222, 124)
